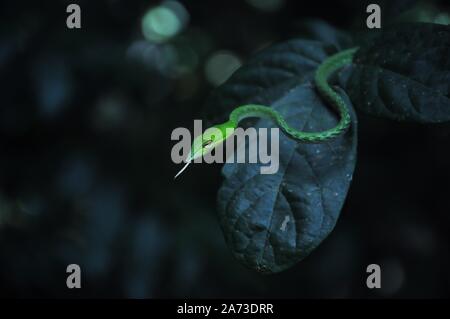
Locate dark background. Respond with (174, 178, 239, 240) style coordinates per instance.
(0, 0, 449, 298)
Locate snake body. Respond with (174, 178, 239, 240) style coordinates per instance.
(175, 47, 358, 178)
(227, 47, 358, 143)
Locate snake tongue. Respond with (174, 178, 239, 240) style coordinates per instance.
(174, 148, 202, 179)
(174, 160, 192, 179)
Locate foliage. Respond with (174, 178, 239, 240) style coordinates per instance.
(207, 22, 449, 273)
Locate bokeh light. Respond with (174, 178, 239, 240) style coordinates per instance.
(431, 13, 450, 25)
(141, 1, 189, 43)
(127, 40, 199, 79)
(204, 51, 242, 86)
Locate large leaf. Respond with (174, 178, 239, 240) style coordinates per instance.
(346, 23, 450, 123)
(205, 39, 357, 274)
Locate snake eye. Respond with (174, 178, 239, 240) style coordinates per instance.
(202, 140, 212, 147)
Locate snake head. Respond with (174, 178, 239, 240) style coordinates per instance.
(174, 121, 236, 179)
(187, 121, 235, 162)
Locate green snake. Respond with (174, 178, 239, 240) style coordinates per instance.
(175, 47, 358, 178)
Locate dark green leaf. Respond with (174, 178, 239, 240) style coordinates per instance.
(206, 40, 357, 274)
(346, 23, 450, 123)
(395, 2, 450, 25)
